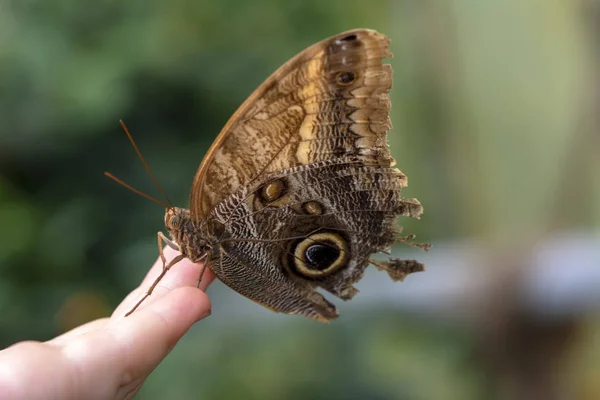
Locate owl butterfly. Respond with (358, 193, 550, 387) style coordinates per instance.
(108, 29, 429, 322)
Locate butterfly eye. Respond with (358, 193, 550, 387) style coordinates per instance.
(168, 214, 182, 229)
(289, 232, 348, 278)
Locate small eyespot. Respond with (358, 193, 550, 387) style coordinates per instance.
(335, 34, 357, 45)
(260, 179, 286, 203)
(330, 35, 361, 53)
(336, 71, 356, 86)
(303, 201, 323, 215)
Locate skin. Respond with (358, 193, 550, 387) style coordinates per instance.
(0, 247, 214, 400)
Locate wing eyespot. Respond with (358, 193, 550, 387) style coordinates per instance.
(302, 201, 324, 216)
(337, 34, 357, 43)
(260, 179, 286, 202)
(336, 71, 357, 86)
(285, 232, 349, 278)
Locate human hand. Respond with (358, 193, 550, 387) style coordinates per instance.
(0, 247, 214, 400)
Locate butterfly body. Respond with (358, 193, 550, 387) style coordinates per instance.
(133, 29, 428, 322)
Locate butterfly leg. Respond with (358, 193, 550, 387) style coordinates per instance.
(157, 231, 179, 269)
(125, 253, 186, 316)
(195, 254, 209, 289)
(125, 230, 183, 317)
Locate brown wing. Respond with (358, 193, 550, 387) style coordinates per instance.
(207, 157, 424, 322)
(189, 29, 393, 219)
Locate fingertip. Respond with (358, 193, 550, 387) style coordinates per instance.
(102, 287, 212, 384)
(119, 286, 211, 350)
(113, 249, 215, 319)
(148, 286, 212, 325)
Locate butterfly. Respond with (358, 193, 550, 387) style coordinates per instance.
(107, 29, 429, 322)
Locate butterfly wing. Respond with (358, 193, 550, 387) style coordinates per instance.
(192, 29, 426, 321)
(209, 158, 424, 321)
(190, 29, 395, 219)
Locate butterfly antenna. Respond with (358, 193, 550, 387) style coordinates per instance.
(119, 120, 174, 209)
(104, 172, 170, 208)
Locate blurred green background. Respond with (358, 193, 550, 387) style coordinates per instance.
(1, 0, 599, 399)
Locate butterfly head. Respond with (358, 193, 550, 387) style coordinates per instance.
(164, 207, 185, 229)
(164, 207, 210, 262)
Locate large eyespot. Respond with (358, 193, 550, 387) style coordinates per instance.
(289, 232, 349, 278)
